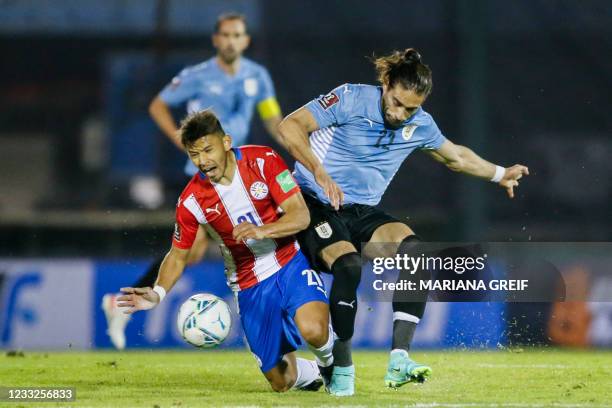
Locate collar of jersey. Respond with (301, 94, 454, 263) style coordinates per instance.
(213, 56, 244, 78)
(198, 147, 242, 180)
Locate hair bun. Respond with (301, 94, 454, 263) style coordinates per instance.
(403, 48, 422, 64)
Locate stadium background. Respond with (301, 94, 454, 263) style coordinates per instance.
(0, 1, 610, 351)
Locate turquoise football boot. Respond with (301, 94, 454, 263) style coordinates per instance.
(327, 365, 355, 396)
(384, 350, 432, 388)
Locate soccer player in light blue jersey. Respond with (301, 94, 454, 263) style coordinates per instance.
(278, 49, 529, 396)
(102, 13, 284, 350)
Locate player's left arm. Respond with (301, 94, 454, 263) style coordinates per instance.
(426, 139, 529, 199)
(233, 192, 310, 241)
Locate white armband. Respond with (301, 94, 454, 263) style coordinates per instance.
(490, 165, 505, 183)
(152, 285, 167, 303)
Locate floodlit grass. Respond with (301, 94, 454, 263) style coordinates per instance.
(1, 349, 611, 407)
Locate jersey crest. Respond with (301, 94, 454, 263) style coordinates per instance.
(249, 181, 269, 200)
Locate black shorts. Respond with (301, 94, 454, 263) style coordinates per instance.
(297, 194, 407, 272)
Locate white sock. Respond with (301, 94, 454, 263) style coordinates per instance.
(307, 325, 335, 368)
(292, 358, 320, 389)
(391, 348, 409, 358)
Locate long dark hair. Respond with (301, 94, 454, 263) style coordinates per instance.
(373, 48, 433, 96)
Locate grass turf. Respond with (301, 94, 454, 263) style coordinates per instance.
(1, 349, 611, 407)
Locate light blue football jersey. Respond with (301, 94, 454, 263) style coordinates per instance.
(293, 83, 447, 206)
(159, 56, 276, 175)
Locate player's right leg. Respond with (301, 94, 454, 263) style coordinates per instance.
(102, 228, 208, 349)
(237, 263, 323, 393)
(278, 251, 335, 390)
(263, 352, 323, 392)
(297, 195, 361, 396)
(293, 300, 334, 386)
(318, 242, 360, 396)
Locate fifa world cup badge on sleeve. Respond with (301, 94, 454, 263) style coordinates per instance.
(276, 170, 297, 193)
(317, 92, 339, 110)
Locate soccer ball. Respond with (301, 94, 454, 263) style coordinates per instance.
(177, 293, 232, 348)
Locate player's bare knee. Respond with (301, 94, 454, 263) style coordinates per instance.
(269, 374, 295, 392)
(319, 241, 357, 270)
(372, 222, 414, 244)
(301, 320, 328, 348)
(269, 380, 291, 393)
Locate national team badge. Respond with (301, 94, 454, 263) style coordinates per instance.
(402, 124, 418, 141)
(244, 78, 258, 96)
(317, 92, 339, 110)
(315, 221, 333, 239)
(249, 181, 269, 200)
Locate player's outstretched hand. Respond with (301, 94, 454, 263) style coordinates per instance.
(233, 222, 266, 242)
(499, 164, 529, 199)
(314, 167, 344, 210)
(117, 287, 160, 314)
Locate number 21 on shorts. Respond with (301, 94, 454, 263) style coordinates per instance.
(302, 269, 327, 296)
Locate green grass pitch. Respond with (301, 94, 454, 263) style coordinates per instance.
(2, 349, 611, 407)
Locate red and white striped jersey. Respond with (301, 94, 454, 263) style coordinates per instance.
(172, 145, 301, 291)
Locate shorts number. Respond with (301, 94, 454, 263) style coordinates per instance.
(302, 269, 323, 287)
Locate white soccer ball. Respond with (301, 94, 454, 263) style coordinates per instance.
(177, 293, 232, 348)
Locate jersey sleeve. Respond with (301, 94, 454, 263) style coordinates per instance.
(261, 149, 301, 206)
(305, 84, 355, 129)
(418, 116, 447, 150)
(172, 197, 199, 250)
(159, 68, 199, 107)
(256, 68, 281, 120)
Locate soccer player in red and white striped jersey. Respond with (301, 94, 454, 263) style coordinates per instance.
(172, 142, 301, 291)
(118, 110, 334, 393)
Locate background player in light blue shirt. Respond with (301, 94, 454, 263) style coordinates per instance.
(103, 13, 284, 351)
(152, 14, 283, 176)
(279, 49, 529, 395)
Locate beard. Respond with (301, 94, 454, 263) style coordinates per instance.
(381, 99, 401, 128)
(383, 110, 403, 128)
(219, 49, 239, 64)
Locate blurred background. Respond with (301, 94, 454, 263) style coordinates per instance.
(0, 0, 610, 350)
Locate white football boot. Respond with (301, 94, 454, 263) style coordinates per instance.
(101, 293, 131, 350)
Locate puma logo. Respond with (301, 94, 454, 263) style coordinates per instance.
(337, 300, 356, 308)
(206, 204, 221, 215)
